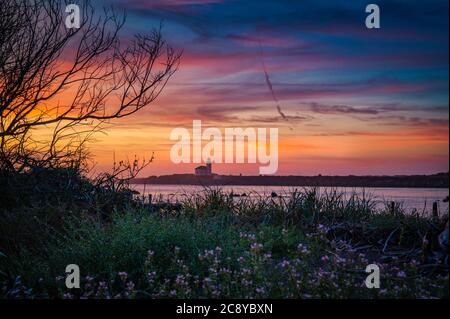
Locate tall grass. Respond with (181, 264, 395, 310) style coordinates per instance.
(0, 187, 448, 299)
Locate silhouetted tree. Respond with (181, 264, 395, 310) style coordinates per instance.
(0, 0, 181, 172)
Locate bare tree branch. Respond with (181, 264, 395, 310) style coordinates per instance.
(0, 0, 181, 171)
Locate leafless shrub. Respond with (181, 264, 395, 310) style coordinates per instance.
(0, 0, 181, 172)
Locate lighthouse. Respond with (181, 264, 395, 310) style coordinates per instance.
(194, 158, 213, 176)
(206, 158, 212, 175)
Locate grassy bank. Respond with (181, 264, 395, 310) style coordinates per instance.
(1, 188, 448, 299)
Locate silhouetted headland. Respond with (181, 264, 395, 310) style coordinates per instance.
(132, 172, 449, 188)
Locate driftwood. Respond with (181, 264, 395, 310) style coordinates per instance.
(324, 218, 449, 272)
(382, 227, 400, 254)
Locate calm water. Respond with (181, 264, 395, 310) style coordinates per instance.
(131, 184, 449, 214)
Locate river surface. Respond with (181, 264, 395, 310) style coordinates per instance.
(131, 184, 449, 214)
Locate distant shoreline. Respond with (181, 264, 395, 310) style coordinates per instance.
(132, 172, 449, 189)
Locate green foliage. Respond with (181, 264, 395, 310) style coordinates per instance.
(0, 185, 448, 299)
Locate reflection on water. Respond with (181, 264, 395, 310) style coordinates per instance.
(131, 184, 449, 214)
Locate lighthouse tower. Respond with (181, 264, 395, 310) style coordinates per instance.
(206, 158, 212, 175)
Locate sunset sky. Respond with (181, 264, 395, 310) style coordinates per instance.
(86, 0, 448, 176)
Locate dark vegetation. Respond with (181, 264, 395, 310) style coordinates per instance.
(0, 178, 448, 298)
(0, 158, 146, 256)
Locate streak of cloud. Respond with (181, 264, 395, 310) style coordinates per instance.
(258, 39, 289, 122)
